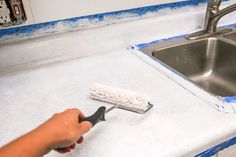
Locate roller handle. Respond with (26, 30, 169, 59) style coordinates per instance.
(55, 107, 106, 152)
(79, 106, 106, 127)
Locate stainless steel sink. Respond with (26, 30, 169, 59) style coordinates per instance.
(141, 31, 236, 97)
(224, 32, 236, 42)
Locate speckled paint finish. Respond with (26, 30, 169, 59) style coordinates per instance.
(1, 0, 236, 156)
(1, 49, 236, 157)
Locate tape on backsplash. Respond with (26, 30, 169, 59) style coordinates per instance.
(0, 0, 206, 42)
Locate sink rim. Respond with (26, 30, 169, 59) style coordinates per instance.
(223, 31, 236, 42)
(140, 30, 236, 97)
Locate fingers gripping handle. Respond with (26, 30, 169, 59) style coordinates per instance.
(79, 106, 106, 127)
(55, 107, 106, 152)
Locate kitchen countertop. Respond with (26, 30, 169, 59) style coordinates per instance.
(1, 48, 236, 157)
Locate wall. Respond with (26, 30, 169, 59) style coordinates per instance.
(29, 0, 182, 23)
(1, 0, 184, 29)
(22, 0, 34, 25)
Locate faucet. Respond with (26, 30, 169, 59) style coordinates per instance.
(186, 0, 236, 40)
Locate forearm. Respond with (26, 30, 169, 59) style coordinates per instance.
(0, 109, 91, 156)
(0, 126, 53, 157)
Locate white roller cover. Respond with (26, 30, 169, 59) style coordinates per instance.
(90, 83, 151, 113)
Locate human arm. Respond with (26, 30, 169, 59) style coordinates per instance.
(0, 108, 91, 157)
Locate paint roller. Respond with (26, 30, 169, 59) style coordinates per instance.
(79, 83, 153, 126)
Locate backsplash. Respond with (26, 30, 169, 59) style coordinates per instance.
(29, 0, 187, 23)
(0, 0, 207, 42)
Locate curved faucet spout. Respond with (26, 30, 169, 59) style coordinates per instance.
(186, 0, 236, 40)
(206, 3, 236, 33)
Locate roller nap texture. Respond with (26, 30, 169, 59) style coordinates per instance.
(90, 83, 152, 113)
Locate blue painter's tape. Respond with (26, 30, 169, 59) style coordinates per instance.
(0, 0, 207, 39)
(222, 96, 236, 103)
(222, 22, 236, 28)
(134, 34, 186, 49)
(132, 20, 236, 157)
(0, 22, 57, 36)
(195, 136, 236, 157)
(134, 20, 236, 50)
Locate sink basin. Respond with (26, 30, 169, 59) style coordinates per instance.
(141, 38, 236, 97)
(224, 32, 236, 42)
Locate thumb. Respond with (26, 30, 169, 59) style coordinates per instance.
(79, 121, 92, 134)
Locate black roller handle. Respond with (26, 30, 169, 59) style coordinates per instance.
(79, 106, 106, 127)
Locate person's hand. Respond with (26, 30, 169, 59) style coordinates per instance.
(37, 108, 92, 153)
(0, 108, 91, 157)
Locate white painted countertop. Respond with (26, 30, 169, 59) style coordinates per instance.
(1, 2, 236, 156)
(1, 48, 236, 157)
